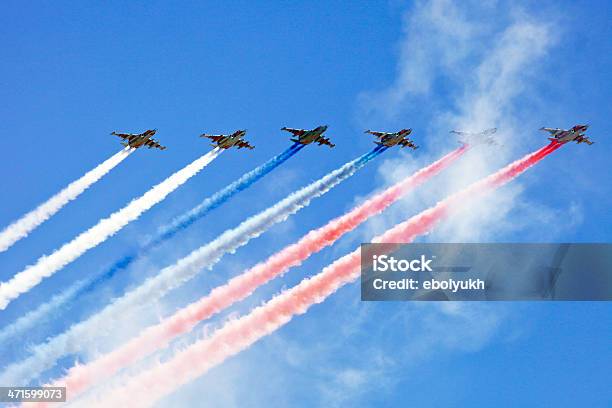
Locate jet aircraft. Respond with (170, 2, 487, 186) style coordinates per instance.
(200, 129, 254, 150)
(450, 128, 498, 146)
(281, 125, 335, 147)
(365, 128, 418, 149)
(540, 124, 593, 145)
(111, 129, 166, 150)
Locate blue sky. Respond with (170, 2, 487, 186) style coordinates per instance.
(0, 1, 610, 407)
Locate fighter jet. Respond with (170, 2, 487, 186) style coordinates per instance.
(111, 129, 166, 150)
(281, 125, 335, 147)
(200, 129, 254, 150)
(450, 128, 498, 146)
(540, 124, 593, 145)
(365, 128, 418, 149)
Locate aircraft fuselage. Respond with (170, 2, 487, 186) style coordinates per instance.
(216, 130, 247, 149)
(377, 130, 412, 147)
(293, 126, 328, 144)
(124, 130, 157, 148)
(550, 126, 589, 144)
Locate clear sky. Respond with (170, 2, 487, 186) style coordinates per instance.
(0, 1, 610, 407)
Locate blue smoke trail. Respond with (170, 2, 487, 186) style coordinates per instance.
(0, 143, 305, 347)
(150, 142, 306, 245)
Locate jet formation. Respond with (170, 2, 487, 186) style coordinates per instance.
(111, 125, 594, 152)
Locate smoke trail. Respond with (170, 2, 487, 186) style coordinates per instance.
(0, 144, 304, 347)
(0, 149, 222, 311)
(153, 143, 306, 244)
(43, 146, 467, 402)
(0, 147, 385, 385)
(87, 142, 560, 408)
(0, 279, 84, 347)
(0, 148, 133, 253)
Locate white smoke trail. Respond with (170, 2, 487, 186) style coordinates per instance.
(0, 148, 133, 253)
(0, 148, 222, 311)
(0, 151, 377, 385)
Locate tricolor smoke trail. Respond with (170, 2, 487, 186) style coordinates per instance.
(0, 148, 133, 253)
(0, 148, 222, 311)
(0, 144, 304, 346)
(0, 147, 385, 386)
(44, 145, 467, 402)
(88, 142, 561, 408)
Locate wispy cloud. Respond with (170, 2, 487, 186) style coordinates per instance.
(359, 0, 560, 244)
(319, 0, 563, 404)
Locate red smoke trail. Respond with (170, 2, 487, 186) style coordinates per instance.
(40, 146, 467, 403)
(82, 141, 561, 408)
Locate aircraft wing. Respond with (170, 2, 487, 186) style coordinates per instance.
(365, 130, 387, 138)
(144, 138, 166, 150)
(449, 130, 469, 136)
(316, 137, 335, 148)
(577, 137, 594, 145)
(399, 139, 418, 149)
(281, 127, 306, 137)
(201, 134, 226, 142)
(112, 132, 137, 142)
(540, 127, 561, 135)
(236, 140, 255, 150)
